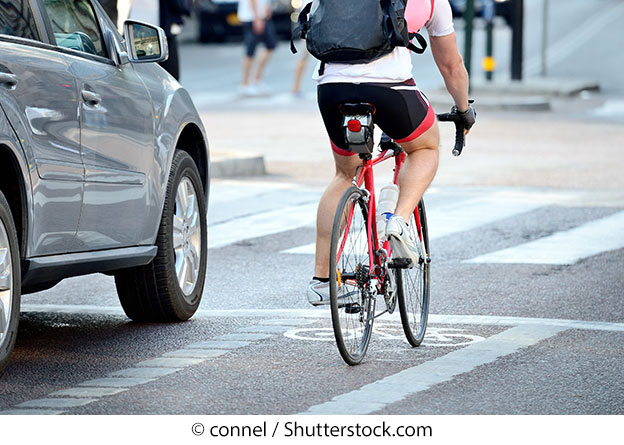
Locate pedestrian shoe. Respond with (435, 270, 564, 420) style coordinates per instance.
(306, 279, 358, 307)
(239, 84, 260, 97)
(385, 215, 421, 267)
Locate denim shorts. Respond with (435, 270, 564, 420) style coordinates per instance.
(242, 20, 277, 57)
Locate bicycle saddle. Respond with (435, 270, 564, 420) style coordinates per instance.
(339, 103, 376, 116)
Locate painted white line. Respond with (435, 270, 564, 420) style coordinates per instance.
(213, 333, 274, 341)
(78, 377, 155, 388)
(48, 387, 128, 398)
(0, 409, 66, 415)
(282, 188, 562, 254)
(109, 367, 182, 379)
(237, 325, 294, 334)
(186, 340, 251, 349)
(209, 181, 321, 226)
(209, 203, 317, 249)
(20, 304, 624, 333)
(257, 318, 317, 326)
(466, 211, 624, 265)
(16, 398, 98, 409)
(163, 349, 228, 359)
(301, 324, 568, 415)
(135, 357, 205, 368)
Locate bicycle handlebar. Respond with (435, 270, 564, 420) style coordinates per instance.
(436, 112, 466, 156)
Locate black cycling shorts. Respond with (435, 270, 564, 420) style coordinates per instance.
(242, 20, 278, 57)
(317, 79, 435, 156)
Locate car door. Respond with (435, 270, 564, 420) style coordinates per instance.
(39, 0, 156, 251)
(0, 0, 84, 256)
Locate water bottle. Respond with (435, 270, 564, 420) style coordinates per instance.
(376, 184, 399, 241)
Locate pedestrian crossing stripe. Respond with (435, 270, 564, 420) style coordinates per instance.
(282, 188, 566, 255)
(465, 210, 624, 265)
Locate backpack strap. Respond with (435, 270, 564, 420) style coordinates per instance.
(318, 61, 326, 76)
(407, 32, 428, 54)
(429, 0, 435, 21)
(290, 2, 313, 54)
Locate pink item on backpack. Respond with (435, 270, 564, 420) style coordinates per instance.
(405, 0, 435, 33)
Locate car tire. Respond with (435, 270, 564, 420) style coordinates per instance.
(115, 150, 207, 322)
(0, 190, 20, 374)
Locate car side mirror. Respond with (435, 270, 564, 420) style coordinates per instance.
(123, 20, 169, 63)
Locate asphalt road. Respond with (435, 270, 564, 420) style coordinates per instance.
(1, 0, 623, 417)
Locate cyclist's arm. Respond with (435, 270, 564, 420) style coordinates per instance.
(430, 33, 470, 113)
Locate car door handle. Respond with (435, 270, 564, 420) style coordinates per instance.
(0, 73, 18, 89)
(81, 89, 102, 106)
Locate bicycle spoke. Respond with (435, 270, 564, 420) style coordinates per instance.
(330, 187, 374, 365)
(398, 201, 430, 347)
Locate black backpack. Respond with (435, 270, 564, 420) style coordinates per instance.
(291, 0, 428, 68)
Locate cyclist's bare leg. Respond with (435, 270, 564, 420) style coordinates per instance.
(394, 122, 440, 221)
(314, 152, 361, 278)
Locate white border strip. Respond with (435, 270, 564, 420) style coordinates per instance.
(20, 304, 624, 333)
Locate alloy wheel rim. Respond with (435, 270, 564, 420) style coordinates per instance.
(0, 220, 13, 344)
(173, 177, 201, 300)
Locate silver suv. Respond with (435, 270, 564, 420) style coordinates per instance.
(0, 0, 210, 372)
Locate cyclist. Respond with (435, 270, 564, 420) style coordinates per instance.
(307, 0, 476, 305)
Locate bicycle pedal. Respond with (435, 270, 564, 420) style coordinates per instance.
(388, 258, 413, 269)
(344, 303, 361, 314)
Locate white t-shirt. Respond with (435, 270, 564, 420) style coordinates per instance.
(315, 0, 455, 84)
(237, 0, 271, 22)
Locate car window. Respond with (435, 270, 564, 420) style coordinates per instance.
(0, 0, 40, 40)
(42, 0, 106, 58)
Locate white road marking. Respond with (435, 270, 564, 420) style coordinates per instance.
(282, 188, 564, 254)
(466, 211, 624, 265)
(301, 324, 568, 415)
(49, 387, 127, 398)
(284, 325, 486, 347)
(186, 340, 251, 349)
(0, 409, 65, 415)
(238, 325, 294, 334)
(20, 304, 624, 333)
(213, 333, 274, 341)
(163, 349, 228, 359)
(16, 398, 98, 409)
(109, 367, 181, 379)
(135, 357, 205, 368)
(78, 377, 155, 388)
(8, 307, 624, 416)
(209, 203, 317, 249)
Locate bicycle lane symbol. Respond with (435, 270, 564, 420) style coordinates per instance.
(284, 324, 485, 347)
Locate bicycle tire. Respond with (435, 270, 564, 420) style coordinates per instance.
(397, 199, 430, 347)
(329, 186, 375, 365)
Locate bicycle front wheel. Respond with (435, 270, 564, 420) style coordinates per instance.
(329, 186, 375, 365)
(397, 199, 430, 346)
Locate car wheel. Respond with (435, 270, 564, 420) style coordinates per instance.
(0, 191, 20, 374)
(115, 150, 207, 322)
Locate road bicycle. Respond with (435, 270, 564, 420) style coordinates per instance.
(329, 103, 467, 365)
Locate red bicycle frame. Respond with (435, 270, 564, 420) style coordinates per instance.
(336, 147, 425, 285)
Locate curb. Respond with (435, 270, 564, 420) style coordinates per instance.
(428, 94, 551, 112)
(470, 79, 600, 97)
(210, 151, 266, 178)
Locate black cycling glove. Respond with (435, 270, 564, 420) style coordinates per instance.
(454, 100, 476, 131)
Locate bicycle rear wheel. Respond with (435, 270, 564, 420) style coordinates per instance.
(397, 199, 430, 346)
(329, 186, 375, 365)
